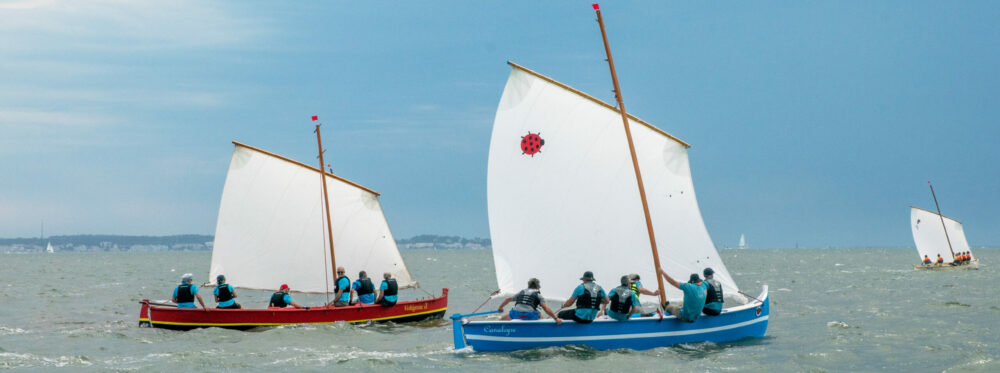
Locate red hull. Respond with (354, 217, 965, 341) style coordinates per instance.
(139, 289, 448, 331)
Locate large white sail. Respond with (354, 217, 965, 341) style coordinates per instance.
(208, 142, 414, 293)
(487, 63, 738, 302)
(911, 206, 970, 263)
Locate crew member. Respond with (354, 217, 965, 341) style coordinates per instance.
(702, 268, 724, 316)
(213, 274, 241, 309)
(627, 273, 658, 316)
(558, 271, 608, 324)
(606, 275, 641, 321)
(269, 284, 308, 309)
(497, 278, 561, 324)
(328, 267, 351, 307)
(936, 254, 944, 266)
(352, 271, 376, 305)
(376, 272, 398, 307)
(922, 255, 932, 265)
(172, 273, 208, 310)
(657, 268, 707, 323)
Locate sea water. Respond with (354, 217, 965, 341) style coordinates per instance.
(0, 249, 997, 371)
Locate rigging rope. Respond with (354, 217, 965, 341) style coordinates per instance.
(471, 289, 501, 314)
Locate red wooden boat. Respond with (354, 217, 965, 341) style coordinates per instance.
(139, 289, 447, 331)
(140, 125, 450, 330)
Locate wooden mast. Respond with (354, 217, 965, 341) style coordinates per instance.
(315, 124, 338, 280)
(928, 181, 956, 260)
(593, 4, 668, 307)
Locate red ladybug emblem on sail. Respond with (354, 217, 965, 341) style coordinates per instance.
(520, 132, 544, 156)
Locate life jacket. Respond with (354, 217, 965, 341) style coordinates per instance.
(175, 283, 194, 303)
(334, 275, 349, 293)
(630, 281, 641, 303)
(937, 257, 944, 263)
(357, 278, 375, 296)
(383, 279, 398, 296)
(514, 288, 541, 311)
(705, 278, 724, 305)
(576, 282, 602, 310)
(216, 284, 233, 302)
(923, 257, 932, 264)
(609, 286, 633, 314)
(269, 292, 288, 308)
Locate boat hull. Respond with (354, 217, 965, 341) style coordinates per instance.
(913, 259, 979, 271)
(452, 286, 768, 351)
(139, 289, 447, 331)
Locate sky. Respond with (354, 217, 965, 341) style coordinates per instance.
(1, 1, 997, 248)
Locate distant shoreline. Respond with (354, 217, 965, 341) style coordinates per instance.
(0, 234, 491, 252)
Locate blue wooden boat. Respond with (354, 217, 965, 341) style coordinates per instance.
(451, 286, 768, 351)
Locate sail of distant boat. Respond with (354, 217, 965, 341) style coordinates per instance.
(46, 242, 54, 253)
(486, 62, 739, 302)
(910, 206, 969, 264)
(207, 142, 415, 293)
(739, 234, 746, 250)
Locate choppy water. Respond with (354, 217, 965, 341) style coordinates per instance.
(1, 249, 997, 371)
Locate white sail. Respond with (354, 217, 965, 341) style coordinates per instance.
(911, 206, 970, 263)
(739, 234, 746, 250)
(208, 142, 414, 293)
(487, 63, 738, 302)
(46, 242, 54, 253)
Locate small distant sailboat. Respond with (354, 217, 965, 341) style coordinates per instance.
(739, 234, 747, 250)
(911, 182, 978, 270)
(46, 242, 54, 254)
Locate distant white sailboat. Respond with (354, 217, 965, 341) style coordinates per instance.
(911, 182, 978, 270)
(739, 234, 747, 250)
(46, 242, 54, 253)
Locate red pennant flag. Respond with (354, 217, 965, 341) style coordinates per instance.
(311, 115, 318, 121)
(592, 4, 599, 10)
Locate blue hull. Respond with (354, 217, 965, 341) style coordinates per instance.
(452, 286, 769, 351)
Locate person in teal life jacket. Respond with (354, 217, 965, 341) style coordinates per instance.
(657, 268, 707, 323)
(606, 275, 641, 321)
(922, 255, 932, 265)
(327, 266, 351, 307)
(172, 273, 209, 310)
(701, 268, 724, 316)
(376, 272, 398, 307)
(351, 271, 376, 305)
(213, 274, 241, 309)
(627, 273, 658, 316)
(268, 284, 309, 309)
(497, 278, 562, 324)
(557, 271, 608, 324)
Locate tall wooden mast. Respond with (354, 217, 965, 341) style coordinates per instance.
(593, 4, 668, 307)
(315, 124, 338, 277)
(928, 181, 956, 260)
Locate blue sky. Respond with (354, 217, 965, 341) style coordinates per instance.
(1, 1, 997, 248)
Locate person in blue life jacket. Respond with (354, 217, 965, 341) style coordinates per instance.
(327, 266, 351, 307)
(213, 274, 241, 309)
(557, 271, 608, 324)
(351, 271, 376, 305)
(627, 273, 659, 316)
(701, 268, 724, 316)
(657, 268, 707, 323)
(172, 273, 209, 311)
(497, 278, 562, 324)
(607, 275, 642, 321)
(376, 272, 398, 307)
(268, 284, 309, 309)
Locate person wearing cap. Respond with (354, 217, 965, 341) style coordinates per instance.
(627, 273, 659, 316)
(558, 271, 608, 324)
(606, 275, 641, 321)
(701, 268, 723, 316)
(172, 273, 208, 310)
(351, 271, 376, 305)
(328, 266, 351, 307)
(213, 275, 241, 309)
(656, 268, 707, 322)
(376, 272, 398, 307)
(269, 284, 309, 309)
(497, 278, 562, 324)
